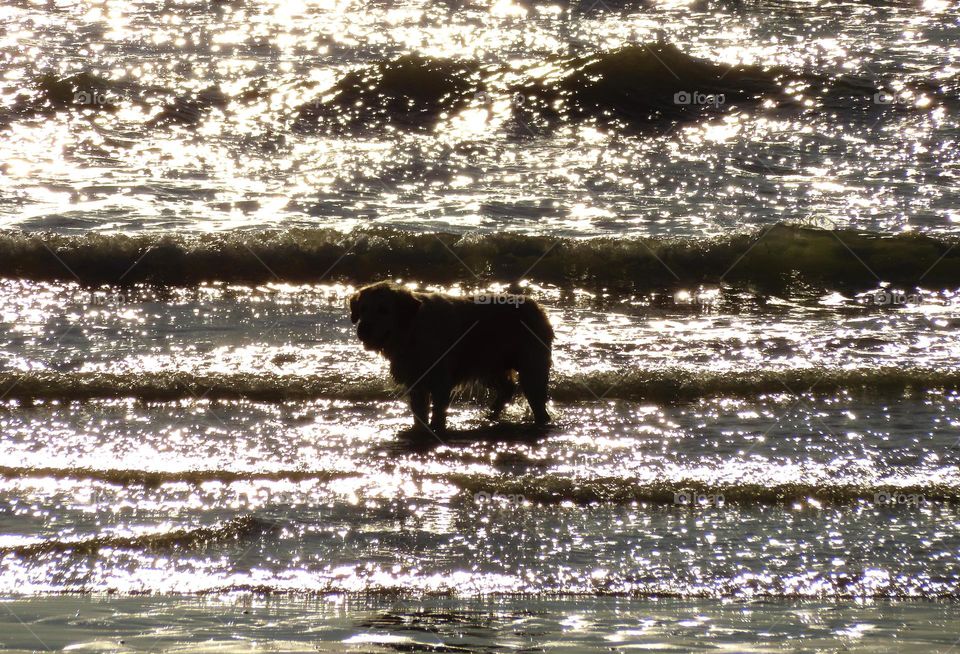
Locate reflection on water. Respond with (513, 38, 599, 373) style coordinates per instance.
(1, 592, 960, 652)
(3, 280, 960, 395)
(1, 1, 958, 234)
(2, 0, 960, 648)
(1, 273, 959, 601)
(1, 391, 959, 597)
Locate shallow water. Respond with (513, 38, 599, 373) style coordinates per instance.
(2, 596, 958, 653)
(3, 0, 960, 650)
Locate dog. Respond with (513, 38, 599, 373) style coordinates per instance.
(349, 282, 554, 432)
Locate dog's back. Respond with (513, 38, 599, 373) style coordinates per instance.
(426, 294, 553, 384)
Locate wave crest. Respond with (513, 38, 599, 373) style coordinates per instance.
(0, 516, 266, 559)
(1, 224, 959, 290)
(0, 465, 351, 487)
(452, 474, 955, 505)
(0, 366, 957, 404)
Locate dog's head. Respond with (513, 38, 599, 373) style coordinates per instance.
(349, 282, 422, 353)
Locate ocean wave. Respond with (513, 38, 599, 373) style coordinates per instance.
(19, 572, 955, 599)
(4, 45, 951, 132)
(517, 43, 954, 128)
(0, 72, 121, 126)
(1, 224, 958, 290)
(294, 54, 479, 132)
(452, 474, 956, 506)
(0, 516, 266, 559)
(290, 44, 952, 132)
(185, 583, 960, 601)
(0, 366, 957, 404)
(0, 371, 390, 403)
(0, 71, 215, 128)
(0, 465, 352, 488)
(515, 43, 790, 128)
(2, 463, 954, 506)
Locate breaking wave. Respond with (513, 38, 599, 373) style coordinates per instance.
(1, 224, 959, 290)
(183, 575, 960, 600)
(0, 463, 953, 506)
(0, 516, 266, 559)
(0, 465, 352, 488)
(0, 366, 957, 404)
(452, 474, 957, 506)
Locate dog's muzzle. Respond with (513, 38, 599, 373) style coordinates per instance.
(355, 321, 380, 351)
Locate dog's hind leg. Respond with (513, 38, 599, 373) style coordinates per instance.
(518, 355, 551, 425)
(409, 388, 430, 430)
(488, 372, 517, 420)
(429, 384, 451, 432)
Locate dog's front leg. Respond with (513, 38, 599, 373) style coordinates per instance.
(409, 388, 430, 430)
(429, 384, 451, 432)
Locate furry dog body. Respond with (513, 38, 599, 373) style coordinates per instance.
(349, 282, 554, 431)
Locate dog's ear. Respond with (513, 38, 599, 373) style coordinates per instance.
(395, 290, 422, 325)
(349, 293, 361, 324)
